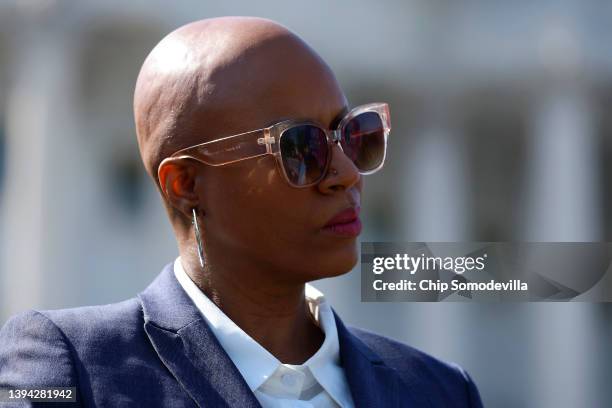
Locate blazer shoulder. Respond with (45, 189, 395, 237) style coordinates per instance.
(0, 309, 79, 391)
(36, 297, 145, 348)
(2, 298, 159, 374)
(347, 325, 484, 407)
(1, 298, 145, 360)
(39, 297, 142, 329)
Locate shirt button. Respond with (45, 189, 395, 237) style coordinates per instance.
(281, 373, 297, 387)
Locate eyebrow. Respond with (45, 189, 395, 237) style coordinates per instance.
(330, 106, 350, 128)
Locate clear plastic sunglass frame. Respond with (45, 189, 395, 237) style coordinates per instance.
(158, 102, 391, 189)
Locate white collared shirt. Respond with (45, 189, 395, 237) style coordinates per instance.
(173, 257, 355, 408)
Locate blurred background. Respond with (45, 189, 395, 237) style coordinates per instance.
(1, 0, 611, 406)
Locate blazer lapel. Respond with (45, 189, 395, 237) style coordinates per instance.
(138, 263, 262, 408)
(333, 309, 431, 408)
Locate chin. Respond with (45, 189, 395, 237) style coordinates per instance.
(310, 242, 359, 280)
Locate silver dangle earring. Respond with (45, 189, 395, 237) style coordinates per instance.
(192, 208, 205, 268)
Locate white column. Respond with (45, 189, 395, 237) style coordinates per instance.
(1, 23, 81, 319)
(523, 87, 599, 406)
(403, 117, 470, 241)
(399, 102, 471, 356)
(523, 88, 601, 241)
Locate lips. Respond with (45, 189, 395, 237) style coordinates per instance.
(324, 207, 360, 227)
(322, 206, 362, 237)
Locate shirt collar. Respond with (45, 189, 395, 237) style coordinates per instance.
(173, 257, 352, 407)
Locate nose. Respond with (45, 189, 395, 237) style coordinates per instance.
(317, 142, 362, 194)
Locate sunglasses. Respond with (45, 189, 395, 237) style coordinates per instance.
(160, 102, 391, 188)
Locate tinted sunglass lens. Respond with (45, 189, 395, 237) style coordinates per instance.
(342, 112, 385, 171)
(280, 125, 329, 186)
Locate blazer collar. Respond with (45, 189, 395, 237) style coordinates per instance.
(139, 262, 262, 408)
(332, 309, 431, 408)
(139, 263, 427, 408)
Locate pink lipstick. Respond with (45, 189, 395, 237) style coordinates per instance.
(322, 207, 362, 237)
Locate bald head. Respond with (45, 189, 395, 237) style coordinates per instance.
(133, 17, 345, 189)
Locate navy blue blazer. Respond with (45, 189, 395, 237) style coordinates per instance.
(0, 263, 484, 407)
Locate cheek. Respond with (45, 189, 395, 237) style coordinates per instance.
(244, 156, 276, 193)
(204, 159, 313, 244)
(205, 170, 358, 278)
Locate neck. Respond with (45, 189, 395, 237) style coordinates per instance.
(179, 247, 324, 364)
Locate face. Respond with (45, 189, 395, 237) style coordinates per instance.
(187, 51, 363, 284)
(149, 23, 369, 285)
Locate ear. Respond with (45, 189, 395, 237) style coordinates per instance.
(158, 157, 202, 218)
